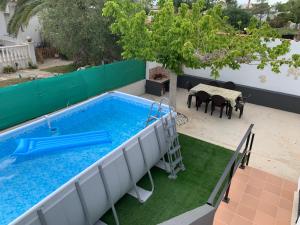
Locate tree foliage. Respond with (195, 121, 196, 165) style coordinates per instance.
(250, 0, 271, 22)
(2, 0, 47, 35)
(42, 0, 121, 66)
(268, 12, 293, 28)
(223, 7, 251, 30)
(275, 0, 300, 24)
(103, 0, 300, 77)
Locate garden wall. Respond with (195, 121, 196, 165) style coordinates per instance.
(147, 40, 300, 113)
(182, 39, 300, 97)
(0, 60, 145, 131)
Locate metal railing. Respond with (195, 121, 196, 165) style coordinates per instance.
(207, 124, 255, 207)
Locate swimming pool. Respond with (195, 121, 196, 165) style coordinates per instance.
(0, 92, 170, 225)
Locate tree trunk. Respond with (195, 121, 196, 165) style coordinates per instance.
(168, 71, 178, 110)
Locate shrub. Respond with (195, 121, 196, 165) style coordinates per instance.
(3, 65, 16, 74)
(28, 61, 38, 69)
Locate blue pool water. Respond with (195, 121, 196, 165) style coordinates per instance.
(0, 93, 165, 225)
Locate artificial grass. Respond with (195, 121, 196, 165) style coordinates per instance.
(101, 134, 233, 225)
(41, 64, 76, 73)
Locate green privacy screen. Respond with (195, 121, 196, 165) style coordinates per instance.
(0, 60, 145, 131)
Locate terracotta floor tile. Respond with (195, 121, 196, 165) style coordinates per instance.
(229, 188, 244, 202)
(279, 198, 293, 211)
(215, 208, 235, 225)
(245, 184, 262, 198)
(237, 205, 257, 221)
(214, 219, 228, 225)
(253, 211, 276, 225)
(214, 168, 294, 225)
(247, 177, 265, 189)
(280, 189, 294, 201)
(276, 219, 291, 225)
(230, 215, 252, 225)
(237, 167, 251, 176)
(250, 167, 267, 181)
(240, 194, 259, 210)
(265, 174, 283, 187)
(257, 201, 278, 218)
(264, 182, 282, 195)
(231, 179, 247, 192)
(220, 200, 239, 212)
(276, 207, 291, 224)
(260, 190, 281, 206)
(237, 173, 250, 183)
(282, 180, 297, 192)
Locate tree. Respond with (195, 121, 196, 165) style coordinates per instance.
(275, 0, 300, 24)
(103, 0, 300, 109)
(269, 12, 292, 28)
(251, 0, 270, 23)
(223, 7, 251, 30)
(42, 0, 121, 66)
(0, 0, 47, 35)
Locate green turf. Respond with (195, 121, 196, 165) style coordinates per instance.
(41, 64, 76, 73)
(101, 134, 233, 225)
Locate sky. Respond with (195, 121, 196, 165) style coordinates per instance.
(237, 0, 288, 5)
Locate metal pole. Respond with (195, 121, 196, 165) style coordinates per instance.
(138, 137, 155, 192)
(122, 147, 142, 203)
(223, 161, 235, 203)
(240, 133, 251, 169)
(246, 133, 255, 166)
(98, 165, 120, 225)
(37, 209, 48, 225)
(75, 181, 92, 225)
(154, 125, 167, 166)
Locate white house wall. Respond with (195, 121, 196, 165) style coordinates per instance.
(183, 40, 300, 97)
(146, 40, 300, 97)
(17, 15, 42, 45)
(0, 11, 7, 35)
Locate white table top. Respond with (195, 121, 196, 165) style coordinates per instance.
(190, 83, 242, 106)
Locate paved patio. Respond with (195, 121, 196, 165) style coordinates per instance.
(142, 88, 300, 182)
(213, 166, 297, 225)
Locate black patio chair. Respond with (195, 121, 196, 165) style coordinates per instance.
(185, 81, 193, 91)
(195, 91, 211, 113)
(235, 94, 252, 118)
(211, 95, 228, 118)
(186, 81, 196, 108)
(208, 81, 220, 87)
(223, 81, 236, 90)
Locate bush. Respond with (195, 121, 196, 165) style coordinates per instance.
(223, 7, 252, 30)
(2, 65, 16, 74)
(28, 61, 38, 69)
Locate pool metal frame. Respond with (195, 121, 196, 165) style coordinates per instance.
(1, 91, 173, 225)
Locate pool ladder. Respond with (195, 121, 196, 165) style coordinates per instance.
(146, 98, 185, 179)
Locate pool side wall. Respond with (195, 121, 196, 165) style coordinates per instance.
(7, 92, 170, 225)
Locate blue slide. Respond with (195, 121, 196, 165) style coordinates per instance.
(12, 130, 111, 157)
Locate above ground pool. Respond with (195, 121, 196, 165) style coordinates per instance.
(0, 92, 168, 225)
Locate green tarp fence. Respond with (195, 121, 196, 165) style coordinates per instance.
(0, 60, 145, 131)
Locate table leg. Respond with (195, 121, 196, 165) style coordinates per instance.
(228, 106, 233, 119)
(187, 95, 192, 108)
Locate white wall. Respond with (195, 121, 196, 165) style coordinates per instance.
(183, 40, 300, 96)
(17, 15, 42, 45)
(0, 11, 42, 45)
(0, 12, 7, 35)
(146, 40, 300, 96)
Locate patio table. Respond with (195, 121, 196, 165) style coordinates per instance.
(189, 83, 242, 107)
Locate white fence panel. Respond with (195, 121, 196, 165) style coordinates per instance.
(0, 44, 31, 71)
